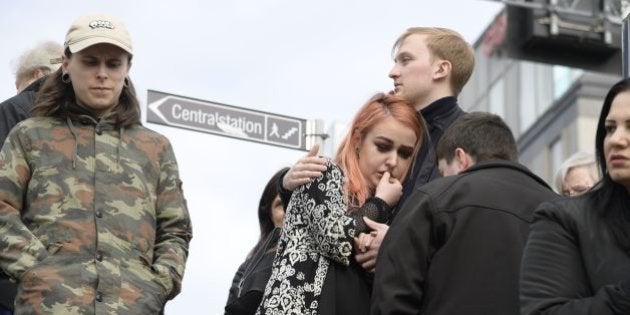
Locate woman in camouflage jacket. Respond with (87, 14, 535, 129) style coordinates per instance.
(0, 14, 192, 314)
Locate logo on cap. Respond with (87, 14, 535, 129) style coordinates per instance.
(89, 20, 115, 30)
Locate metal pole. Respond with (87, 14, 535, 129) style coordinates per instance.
(623, 0, 630, 78)
(550, 0, 559, 35)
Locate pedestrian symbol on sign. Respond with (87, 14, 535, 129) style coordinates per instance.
(270, 123, 280, 138)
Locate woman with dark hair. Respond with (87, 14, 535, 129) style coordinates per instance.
(0, 14, 191, 314)
(225, 167, 289, 314)
(520, 78, 630, 314)
(253, 168, 288, 252)
(256, 93, 425, 314)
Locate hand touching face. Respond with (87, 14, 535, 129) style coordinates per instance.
(357, 116, 417, 190)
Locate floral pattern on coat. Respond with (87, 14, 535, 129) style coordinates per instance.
(256, 160, 354, 314)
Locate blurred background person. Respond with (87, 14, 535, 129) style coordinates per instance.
(553, 151, 600, 196)
(225, 167, 289, 315)
(13, 41, 63, 93)
(0, 41, 62, 147)
(520, 78, 630, 314)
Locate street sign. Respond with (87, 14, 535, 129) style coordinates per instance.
(147, 90, 307, 150)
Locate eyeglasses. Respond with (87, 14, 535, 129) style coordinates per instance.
(562, 185, 591, 196)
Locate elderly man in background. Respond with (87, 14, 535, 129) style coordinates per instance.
(0, 41, 63, 146)
(554, 151, 600, 196)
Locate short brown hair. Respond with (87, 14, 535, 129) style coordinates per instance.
(393, 27, 474, 95)
(436, 112, 517, 163)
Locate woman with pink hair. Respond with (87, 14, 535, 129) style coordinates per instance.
(256, 93, 424, 314)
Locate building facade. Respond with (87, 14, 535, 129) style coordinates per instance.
(459, 9, 620, 186)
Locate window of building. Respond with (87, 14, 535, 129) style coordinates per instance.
(489, 78, 505, 118)
(535, 63, 554, 116)
(549, 137, 563, 181)
(519, 63, 536, 132)
(518, 62, 555, 133)
(553, 65, 583, 99)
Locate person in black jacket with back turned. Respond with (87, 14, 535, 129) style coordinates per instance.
(520, 78, 630, 315)
(371, 112, 558, 315)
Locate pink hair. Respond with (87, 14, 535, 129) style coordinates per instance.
(334, 93, 424, 209)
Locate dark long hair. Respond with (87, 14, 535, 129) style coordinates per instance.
(592, 78, 630, 254)
(32, 48, 141, 128)
(249, 167, 289, 257)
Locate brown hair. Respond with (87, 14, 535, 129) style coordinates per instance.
(436, 112, 517, 164)
(393, 27, 474, 95)
(32, 48, 141, 128)
(334, 93, 424, 208)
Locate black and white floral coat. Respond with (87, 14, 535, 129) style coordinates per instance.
(256, 159, 391, 314)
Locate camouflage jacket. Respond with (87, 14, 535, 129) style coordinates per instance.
(0, 115, 192, 314)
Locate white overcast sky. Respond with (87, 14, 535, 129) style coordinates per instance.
(0, 1, 503, 313)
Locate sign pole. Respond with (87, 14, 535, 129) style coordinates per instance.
(623, 0, 630, 78)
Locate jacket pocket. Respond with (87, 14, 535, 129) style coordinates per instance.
(128, 252, 169, 306)
(15, 248, 81, 312)
(18, 241, 63, 283)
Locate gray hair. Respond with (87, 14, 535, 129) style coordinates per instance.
(13, 41, 63, 90)
(553, 151, 600, 194)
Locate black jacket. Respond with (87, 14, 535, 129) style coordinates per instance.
(0, 77, 44, 147)
(225, 229, 281, 315)
(397, 96, 465, 215)
(371, 160, 557, 315)
(520, 194, 630, 314)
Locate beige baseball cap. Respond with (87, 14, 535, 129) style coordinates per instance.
(64, 14, 133, 55)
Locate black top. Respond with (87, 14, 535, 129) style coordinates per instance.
(372, 160, 558, 315)
(520, 193, 630, 314)
(397, 96, 465, 215)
